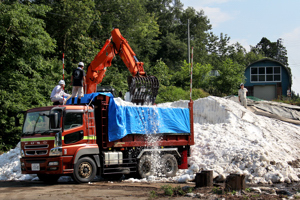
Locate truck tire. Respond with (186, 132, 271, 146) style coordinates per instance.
(37, 174, 60, 184)
(73, 157, 96, 183)
(138, 155, 153, 178)
(161, 154, 178, 177)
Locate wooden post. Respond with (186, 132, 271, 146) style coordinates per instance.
(225, 174, 245, 191)
(195, 170, 213, 188)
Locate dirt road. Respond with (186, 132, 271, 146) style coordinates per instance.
(0, 180, 298, 200)
(0, 180, 194, 200)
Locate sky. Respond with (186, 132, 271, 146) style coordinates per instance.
(181, 0, 300, 95)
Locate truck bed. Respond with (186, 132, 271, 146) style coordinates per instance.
(92, 94, 194, 149)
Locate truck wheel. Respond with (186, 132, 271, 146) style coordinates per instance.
(161, 154, 178, 177)
(138, 155, 153, 178)
(37, 174, 60, 184)
(73, 157, 96, 183)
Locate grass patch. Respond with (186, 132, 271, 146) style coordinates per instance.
(272, 96, 300, 106)
(160, 185, 194, 197)
(149, 190, 157, 199)
(251, 194, 260, 198)
(161, 185, 173, 196)
(212, 186, 223, 195)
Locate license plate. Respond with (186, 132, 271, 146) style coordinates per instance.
(31, 163, 40, 171)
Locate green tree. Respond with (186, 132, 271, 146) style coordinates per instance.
(212, 58, 245, 95)
(145, 2, 212, 70)
(144, 59, 171, 86)
(251, 37, 288, 66)
(91, 0, 161, 93)
(0, 1, 58, 150)
(96, 0, 160, 63)
(33, 0, 102, 94)
(172, 60, 213, 90)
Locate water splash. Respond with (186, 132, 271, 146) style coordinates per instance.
(143, 107, 164, 177)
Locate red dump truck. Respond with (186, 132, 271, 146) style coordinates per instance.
(20, 93, 194, 183)
(20, 29, 194, 183)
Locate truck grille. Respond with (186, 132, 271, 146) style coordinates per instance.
(25, 145, 48, 149)
(25, 150, 48, 155)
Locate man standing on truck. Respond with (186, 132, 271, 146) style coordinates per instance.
(238, 83, 248, 108)
(70, 62, 86, 105)
(50, 80, 70, 105)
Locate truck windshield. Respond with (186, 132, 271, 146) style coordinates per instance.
(22, 111, 50, 134)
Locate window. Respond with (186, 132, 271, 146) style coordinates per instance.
(64, 131, 84, 144)
(23, 111, 50, 133)
(64, 112, 83, 130)
(250, 66, 281, 82)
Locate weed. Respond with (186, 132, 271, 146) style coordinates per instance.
(272, 96, 300, 106)
(149, 190, 157, 199)
(245, 188, 251, 192)
(212, 186, 223, 195)
(160, 185, 194, 197)
(174, 186, 185, 196)
(252, 194, 260, 198)
(161, 185, 173, 196)
(242, 195, 249, 200)
(184, 186, 193, 193)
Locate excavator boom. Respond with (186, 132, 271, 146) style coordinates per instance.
(86, 29, 159, 105)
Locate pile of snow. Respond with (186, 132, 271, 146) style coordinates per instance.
(0, 143, 34, 181)
(159, 96, 300, 184)
(1, 96, 300, 184)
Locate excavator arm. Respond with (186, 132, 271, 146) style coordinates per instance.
(86, 28, 159, 105)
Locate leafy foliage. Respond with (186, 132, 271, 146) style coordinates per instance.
(251, 37, 288, 66)
(213, 58, 245, 96)
(160, 185, 194, 197)
(0, 2, 58, 150)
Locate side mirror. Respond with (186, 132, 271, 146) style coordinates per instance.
(50, 113, 59, 129)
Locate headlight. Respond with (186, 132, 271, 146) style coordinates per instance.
(49, 147, 62, 156)
(48, 161, 59, 166)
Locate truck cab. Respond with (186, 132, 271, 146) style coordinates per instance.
(20, 104, 97, 182)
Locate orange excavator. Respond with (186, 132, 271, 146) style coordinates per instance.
(85, 28, 159, 105)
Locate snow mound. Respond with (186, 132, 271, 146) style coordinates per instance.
(168, 96, 300, 184)
(0, 143, 35, 181)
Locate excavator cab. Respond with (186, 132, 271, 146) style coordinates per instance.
(85, 28, 159, 105)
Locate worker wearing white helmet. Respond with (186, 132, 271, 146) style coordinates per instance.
(50, 80, 70, 105)
(70, 62, 86, 104)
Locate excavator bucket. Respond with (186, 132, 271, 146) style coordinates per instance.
(127, 76, 159, 105)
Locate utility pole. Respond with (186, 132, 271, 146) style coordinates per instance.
(188, 19, 190, 64)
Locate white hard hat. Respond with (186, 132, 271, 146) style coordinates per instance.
(240, 83, 244, 86)
(78, 62, 84, 67)
(58, 80, 65, 85)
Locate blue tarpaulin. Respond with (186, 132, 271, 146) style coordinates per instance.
(66, 93, 190, 142)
